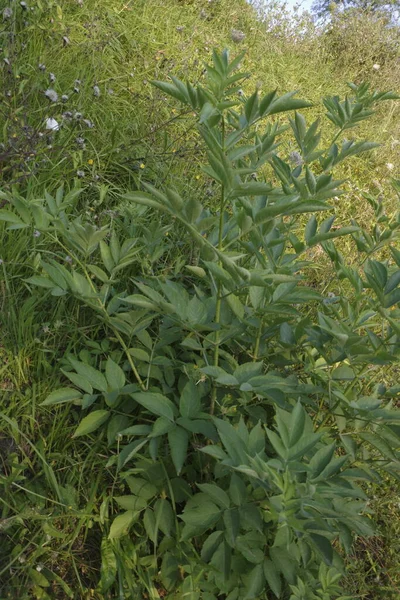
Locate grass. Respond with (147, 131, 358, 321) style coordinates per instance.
(1, 0, 400, 597)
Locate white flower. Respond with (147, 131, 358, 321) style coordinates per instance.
(63, 36, 70, 46)
(3, 7, 12, 19)
(93, 85, 100, 97)
(61, 94, 68, 102)
(76, 170, 85, 178)
(20, 1, 27, 9)
(45, 89, 58, 102)
(373, 64, 380, 71)
(45, 118, 60, 131)
(38, 63, 46, 71)
(386, 163, 394, 171)
(49, 72, 56, 82)
(33, 230, 41, 238)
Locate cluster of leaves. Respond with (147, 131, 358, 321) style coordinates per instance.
(1, 50, 400, 599)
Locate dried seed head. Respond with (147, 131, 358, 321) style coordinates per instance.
(231, 29, 245, 43)
(289, 151, 303, 167)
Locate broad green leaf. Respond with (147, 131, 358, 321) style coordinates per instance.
(243, 563, 265, 599)
(69, 358, 108, 392)
(154, 498, 174, 537)
(72, 410, 110, 437)
(309, 443, 336, 479)
(105, 358, 125, 390)
(181, 498, 221, 533)
(114, 495, 147, 511)
(41, 387, 82, 406)
(197, 483, 230, 509)
(108, 510, 137, 540)
(61, 370, 93, 395)
(201, 531, 224, 562)
(288, 402, 305, 447)
(179, 380, 201, 419)
(24, 276, 55, 289)
(309, 534, 334, 565)
(332, 365, 355, 380)
(168, 426, 189, 475)
(132, 392, 176, 421)
(263, 559, 281, 598)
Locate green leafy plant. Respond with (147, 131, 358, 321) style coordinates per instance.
(1, 50, 400, 599)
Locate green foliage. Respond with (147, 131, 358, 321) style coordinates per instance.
(2, 49, 400, 598)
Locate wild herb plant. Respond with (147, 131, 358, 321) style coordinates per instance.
(1, 50, 400, 599)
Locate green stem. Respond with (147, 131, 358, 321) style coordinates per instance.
(210, 120, 226, 416)
(253, 318, 264, 362)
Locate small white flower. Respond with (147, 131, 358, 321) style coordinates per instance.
(63, 36, 70, 46)
(93, 85, 100, 97)
(20, 1, 27, 9)
(45, 118, 60, 131)
(38, 63, 46, 71)
(33, 230, 41, 238)
(74, 86, 80, 94)
(61, 94, 68, 102)
(64, 255, 73, 264)
(83, 118, 94, 128)
(3, 7, 12, 19)
(75, 79, 81, 85)
(373, 63, 380, 71)
(49, 72, 56, 82)
(74, 111, 82, 120)
(107, 88, 114, 95)
(231, 29, 245, 43)
(76, 170, 85, 178)
(386, 163, 394, 171)
(44, 89, 58, 102)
